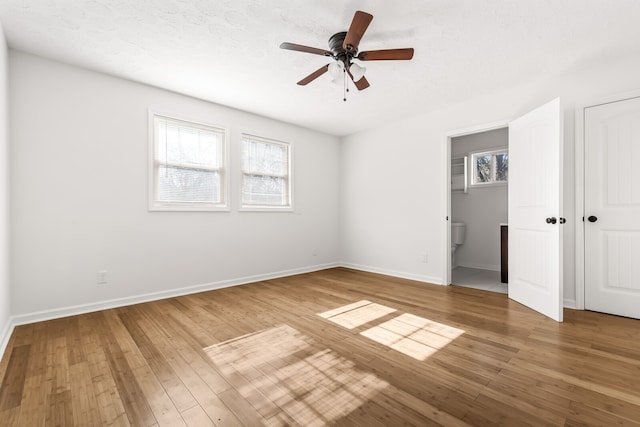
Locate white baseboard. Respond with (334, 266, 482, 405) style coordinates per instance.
(10, 263, 340, 328)
(563, 298, 577, 309)
(340, 262, 443, 286)
(456, 262, 500, 272)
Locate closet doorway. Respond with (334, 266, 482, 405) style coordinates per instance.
(450, 128, 509, 294)
(444, 99, 564, 322)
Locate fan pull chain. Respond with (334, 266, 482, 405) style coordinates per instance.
(343, 67, 348, 102)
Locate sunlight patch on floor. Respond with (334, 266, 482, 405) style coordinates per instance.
(318, 301, 465, 362)
(204, 324, 311, 375)
(361, 313, 465, 361)
(317, 300, 397, 329)
(204, 324, 389, 426)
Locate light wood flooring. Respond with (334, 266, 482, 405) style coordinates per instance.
(1, 267, 639, 426)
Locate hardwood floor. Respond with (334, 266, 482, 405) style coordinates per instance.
(1, 267, 639, 426)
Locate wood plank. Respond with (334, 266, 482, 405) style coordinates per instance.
(65, 316, 87, 366)
(46, 389, 74, 427)
(217, 388, 266, 426)
(78, 313, 131, 426)
(118, 308, 198, 413)
(0, 344, 30, 410)
(0, 406, 21, 426)
(16, 373, 49, 426)
(68, 361, 103, 427)
(0, 328, 18, 382)
(97, 313, 157, 426)
(180, 404, 215, 427)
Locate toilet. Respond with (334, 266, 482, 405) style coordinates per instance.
(451, 222, 466, 268)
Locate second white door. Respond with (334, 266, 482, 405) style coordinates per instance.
(584, 96, 640, 319)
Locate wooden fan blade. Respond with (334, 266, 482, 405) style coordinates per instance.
(280, 42, 332, 57)
(347, 68, 370, 91)
(343, 11, 373, 51)
(357, 48, 414, 61)
(353, 75, 370, 90)
(297, 64, 330, 85)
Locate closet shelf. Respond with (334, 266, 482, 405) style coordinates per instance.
(452, 156, 468, 193)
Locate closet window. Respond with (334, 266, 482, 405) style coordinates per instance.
(470, 148, 508, 186)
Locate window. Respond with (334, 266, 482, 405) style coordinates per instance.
(470, 148, 508, 186)
(150, 113, 228, 211)
(241, 134, 292, 210)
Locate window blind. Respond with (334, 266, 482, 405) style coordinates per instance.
(153, 115, 226, 208)
(241, 135, 290, 208)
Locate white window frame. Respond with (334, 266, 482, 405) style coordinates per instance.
(148, 111, 230, 212)
(469, 147, 509, 187)
(240, 134, 293, 212)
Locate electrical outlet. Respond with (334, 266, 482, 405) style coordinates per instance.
(313, 247, 318, 256)
(97, 270, 108, 285)
(421, 253, 428, 263)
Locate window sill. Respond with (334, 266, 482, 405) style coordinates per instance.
(468, 181, 508, 189)
(149, 203, 230, 212)
(239, 206, 294, 213)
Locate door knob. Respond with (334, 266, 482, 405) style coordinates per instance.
(588, 215, 598, 223)
(546, 217, 557, 224)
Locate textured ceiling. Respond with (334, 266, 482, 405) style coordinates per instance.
(1, 0, 640, 136)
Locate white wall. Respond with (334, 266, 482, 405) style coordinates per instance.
(9, 51, 340, 320)
(451, 128, 508, 271)
(341, 53, 640, 307)
(0, 23, 11, 351)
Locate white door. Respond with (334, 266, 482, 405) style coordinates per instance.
(508, 98, 563, 322)
(584, 96, 640, 319)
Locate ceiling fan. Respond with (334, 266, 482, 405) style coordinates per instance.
(280, 10, 414, 95)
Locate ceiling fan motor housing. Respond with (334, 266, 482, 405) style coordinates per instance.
(329, 31, 355, 61)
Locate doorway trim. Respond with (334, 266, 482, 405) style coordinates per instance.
(442, 118, 512, 286)
(574, 88, 640, 310)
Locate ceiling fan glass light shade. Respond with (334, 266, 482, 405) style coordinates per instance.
(331, 76, 344, 85)
(350, 63, 366, 82)
(328, 61, 344, 78)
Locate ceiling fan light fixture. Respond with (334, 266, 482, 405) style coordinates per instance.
(328, 61, 344, 78)
(350, 63, 366, 82)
